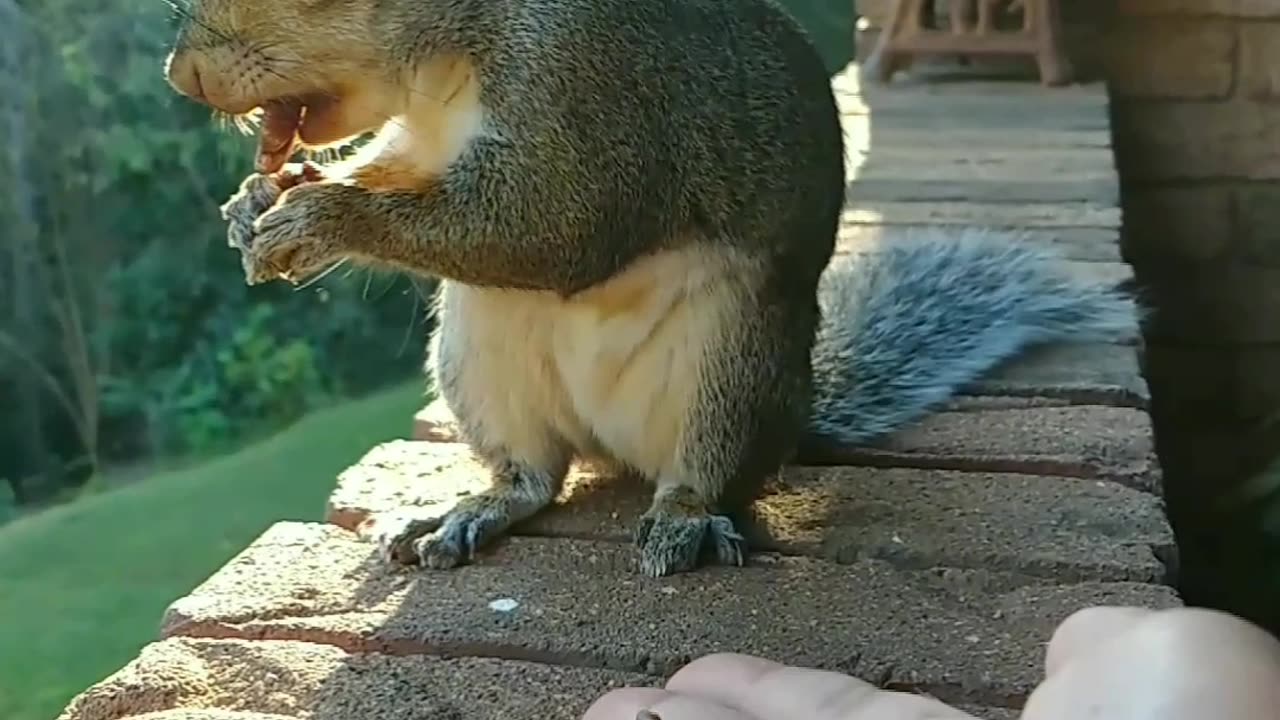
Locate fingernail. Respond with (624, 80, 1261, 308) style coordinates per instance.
(636, 711, 662, 720)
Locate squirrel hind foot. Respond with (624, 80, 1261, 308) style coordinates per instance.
(365, 492, 520, 570)
(362, 506, 447, 566)
(633, 489, 747, 577)
(412, 493, 514, 570)
(363, 462, 561, 570)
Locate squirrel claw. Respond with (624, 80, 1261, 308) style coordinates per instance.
(634, 508, 747, 577)
(361, 494, 515, 570)
(221, 163, 326, 254)
(413, 492, 516, 569)
(244, 182, 351, 286)
(360, 508, 446, 566)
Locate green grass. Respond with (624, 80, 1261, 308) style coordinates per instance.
(0, 381, 425, 720)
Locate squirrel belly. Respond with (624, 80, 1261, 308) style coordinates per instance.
(428, 242, 754, 484)
(429, 227, 1144, 481)
(806, 227, 1143, 448)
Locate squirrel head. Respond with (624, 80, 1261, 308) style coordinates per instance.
(164, 0, 397, 148)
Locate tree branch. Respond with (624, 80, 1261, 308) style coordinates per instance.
(0, 330, 94, 452)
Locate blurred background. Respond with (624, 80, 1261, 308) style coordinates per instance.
(0, 2, 852, 719)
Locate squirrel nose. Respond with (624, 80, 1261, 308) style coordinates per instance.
(166, 49, 208, 104)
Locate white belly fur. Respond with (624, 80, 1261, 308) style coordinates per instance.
(350, 53, 745, 480)
(432, 244, 742, 481)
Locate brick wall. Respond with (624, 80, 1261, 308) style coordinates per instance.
(1104, 1, 1280, 631)
(1105, 3, 1280, 407)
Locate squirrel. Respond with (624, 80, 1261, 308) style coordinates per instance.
(165, 0, 1140, 577)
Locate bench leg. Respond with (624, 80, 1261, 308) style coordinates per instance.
(864, 0, 927, 83)
(1031, 0, 1073, 85)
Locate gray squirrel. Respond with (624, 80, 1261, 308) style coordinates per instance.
(164, 0, 1139, 577)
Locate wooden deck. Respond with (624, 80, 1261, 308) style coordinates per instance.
(58, 64, 1179, 720)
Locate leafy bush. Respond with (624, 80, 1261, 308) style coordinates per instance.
(1, 0, 427, 498)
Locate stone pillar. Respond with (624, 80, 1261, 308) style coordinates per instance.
(1103, 2, 1280, 633)
(853, 0, 1280, 633)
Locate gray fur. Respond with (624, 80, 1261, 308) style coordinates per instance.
(351, 0, 844, 297)
(176, 0, 1144, 577)
(809, 227, 1142, 447)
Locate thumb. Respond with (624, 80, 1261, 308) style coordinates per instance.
(1042, 606, 1155, 677)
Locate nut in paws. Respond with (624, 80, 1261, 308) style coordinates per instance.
(220, 163, 326, 253)
(245, 182, 364, 286)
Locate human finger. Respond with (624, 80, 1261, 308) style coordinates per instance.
(1023, 607, 1280, 720)
(1043, 606, 1155, 676)
(666, 653, 975, 719)
(580, 686, 758, 720)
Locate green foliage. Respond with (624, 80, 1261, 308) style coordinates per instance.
(0, 482, 15, 527)
(2, 0, 427, 493)
(101, 303, 330, 455)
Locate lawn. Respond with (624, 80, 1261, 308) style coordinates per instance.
(0, 380, 426, 720)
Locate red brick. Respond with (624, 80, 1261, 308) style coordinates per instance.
(161, 523, 1181, 706)
(838, 224, 1122, 262)
(1103, 19, 1236, 100)
(832, 405, 1155, 486)
(964, 343, 1148, 406)
(331, 441, 1174, 583)
(58, 637, 654, 720)
(1239, 23, 1280, 100)
(1121, 185, 1233, 263)
(845, 148, 1119, 205)
(1235, 184, 1280, 267)
(1112, 100, 1280, 181)
(415, 401, 1157, 487)
(1117, 0, 1280, 17)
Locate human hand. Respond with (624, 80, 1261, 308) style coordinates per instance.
(583, 606, 1280, 720)
(582, 652, 976, 720)
(1023, 606, 1280, 720)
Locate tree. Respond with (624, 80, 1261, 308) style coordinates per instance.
(0, 0, 98, 501)
(0, 0, 426, 506)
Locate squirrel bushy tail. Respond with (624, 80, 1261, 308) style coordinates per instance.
(807, 227, 1142, 447)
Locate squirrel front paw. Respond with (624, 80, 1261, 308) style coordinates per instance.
(360, 493, 517, 570)
(634, 489, 746, 577)
(220, 163, 324, 252)
(244, 180, 365, 286)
